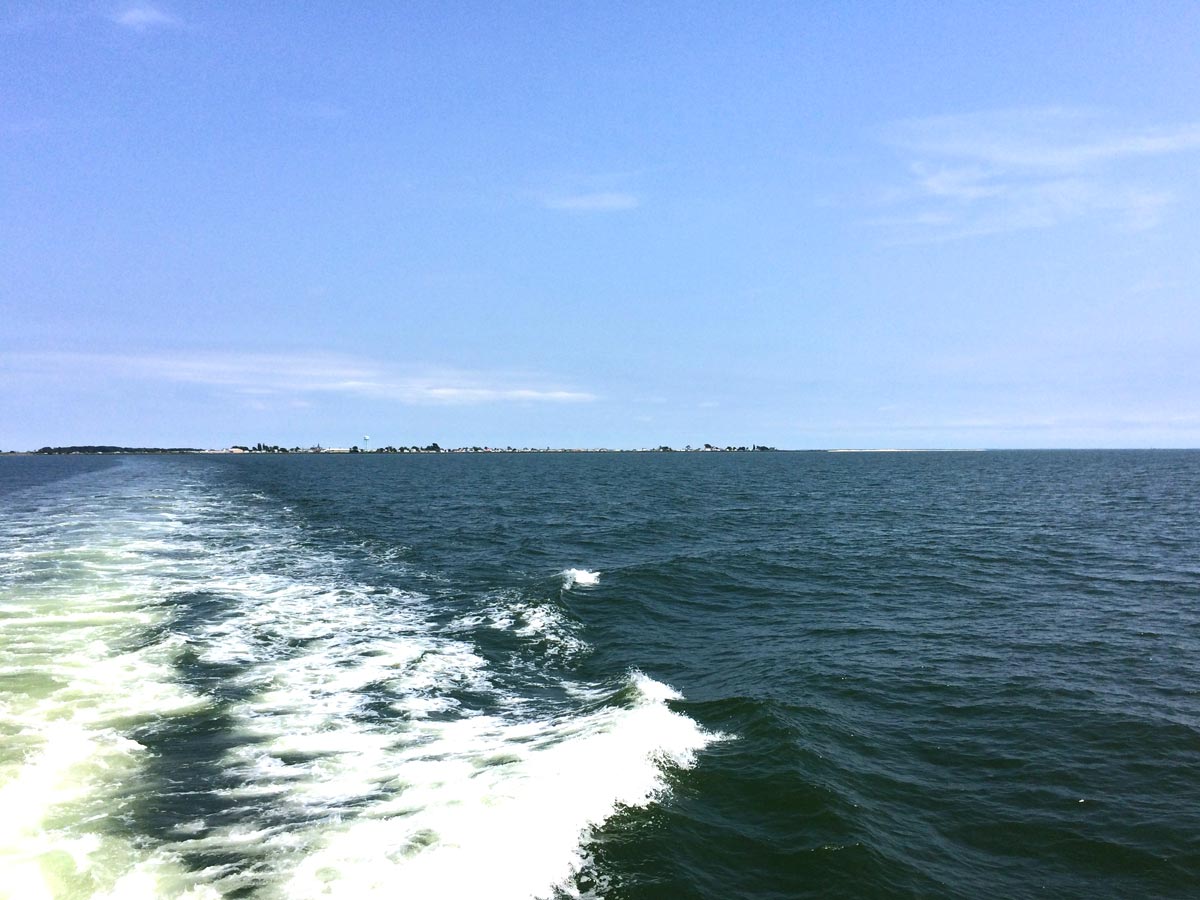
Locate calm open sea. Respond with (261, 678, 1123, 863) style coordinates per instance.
(1, 451, 1198, 899)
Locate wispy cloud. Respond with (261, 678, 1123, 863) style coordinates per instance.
(876, 109, 1200, 240)
(888, 109, 1200, 170)
(111, 5, 182, 30)
(542, 191, 640, 212)
(3, 352, 596, 405)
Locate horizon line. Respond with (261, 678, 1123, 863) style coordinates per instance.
(7, 445, 1200, 456)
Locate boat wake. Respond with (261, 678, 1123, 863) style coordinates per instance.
(0, 463, 715, 899)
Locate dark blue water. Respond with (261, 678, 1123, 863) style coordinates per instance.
(2, 451, 1198, 898)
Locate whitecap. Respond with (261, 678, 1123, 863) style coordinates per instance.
(561, 568, 600, 589)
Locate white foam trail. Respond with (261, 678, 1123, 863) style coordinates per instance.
(280, 671, 713, 900)
(0, 469, 215, 899)
(168, 532, 708, 898)
(561, 568, 600, 589)
(1, 463, 718, 899)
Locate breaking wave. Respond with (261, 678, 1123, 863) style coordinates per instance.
(561, 569, 600, 589)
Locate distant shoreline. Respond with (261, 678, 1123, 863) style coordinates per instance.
(6, 447, 1192, 456)
(16, 444, 782, 456)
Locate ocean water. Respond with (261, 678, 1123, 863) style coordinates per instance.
(1, 450, 1198, 899)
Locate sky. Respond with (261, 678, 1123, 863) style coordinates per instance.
(2, 1, 1198, 449)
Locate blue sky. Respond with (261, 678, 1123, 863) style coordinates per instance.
(2, 2, 1198, 449)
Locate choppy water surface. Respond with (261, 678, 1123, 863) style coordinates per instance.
(1, 451, 1198, 898)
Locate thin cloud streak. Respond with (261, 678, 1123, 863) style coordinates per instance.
(4, 352, 596, 405)
(877, 109, 1200, 240)
(887, 110, 1200, 170)
(111, 5, 182, 30)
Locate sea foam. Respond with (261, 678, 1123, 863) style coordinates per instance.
(561, 568, 600, 589)
(280, 670, 715, 899)
(0, 470, 214, 900)
(0, 464, 715, 900)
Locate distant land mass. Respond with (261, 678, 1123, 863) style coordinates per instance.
(28, 443, 780, 455)
(34, 446, 204, 455)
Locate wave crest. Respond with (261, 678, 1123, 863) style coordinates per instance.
(561, 568, 600, 589)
